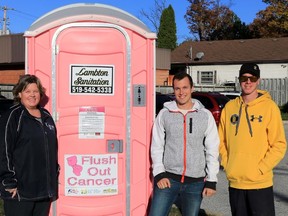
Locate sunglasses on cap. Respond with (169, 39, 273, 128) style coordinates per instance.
(238, 76, 259, 83)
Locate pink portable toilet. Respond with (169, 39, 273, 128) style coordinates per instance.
(24, 3, 156, 216)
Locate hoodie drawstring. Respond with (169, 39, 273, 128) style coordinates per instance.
(235, 103, 242, 136)
(245, 105, 253, 137)
(235, 102, 253, 137)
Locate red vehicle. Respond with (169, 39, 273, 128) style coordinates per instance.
(192, 92, 230, 125)
(157, 92, 229, 125)
(155, 92, 174, 115)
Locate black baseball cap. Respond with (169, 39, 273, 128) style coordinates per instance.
(239, 63, 260, 78)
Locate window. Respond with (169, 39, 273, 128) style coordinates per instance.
(197, 71, 216, 85)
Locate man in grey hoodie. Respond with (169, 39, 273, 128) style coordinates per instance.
(149, 72, 219, 216)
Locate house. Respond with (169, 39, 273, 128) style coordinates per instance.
(171, 37, 288, 87)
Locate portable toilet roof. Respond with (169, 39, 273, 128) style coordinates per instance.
(25, 3, 156, 38)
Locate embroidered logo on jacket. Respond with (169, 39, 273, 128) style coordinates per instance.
(230, 114, 239, 125)
(250, 115, 263, 122)
(45, 122, 55, 131)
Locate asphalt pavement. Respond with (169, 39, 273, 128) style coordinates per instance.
(200, 122, 288, 216)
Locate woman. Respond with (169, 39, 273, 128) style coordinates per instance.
(0, 75, 59, 216)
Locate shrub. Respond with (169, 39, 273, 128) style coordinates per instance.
(280, 102, 288, 113)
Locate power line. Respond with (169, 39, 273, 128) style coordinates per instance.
(1, 6, 14, 35)
(12, 8, 38, 19)
(0, 6, 38, 35)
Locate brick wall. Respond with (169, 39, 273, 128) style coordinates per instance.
(0, 69, 25, 84)
(156, 69, 169, 86)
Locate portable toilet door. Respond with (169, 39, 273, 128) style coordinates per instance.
(24, 3, 157, 216)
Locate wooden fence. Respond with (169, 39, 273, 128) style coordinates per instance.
(259, 78, 288, 106)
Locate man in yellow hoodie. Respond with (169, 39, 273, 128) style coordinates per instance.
(218, 63, 287, 216)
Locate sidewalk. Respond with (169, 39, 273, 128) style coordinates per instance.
(200, 169, 230, 216)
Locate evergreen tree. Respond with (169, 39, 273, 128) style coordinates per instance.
(210, 13, 252, 40)
(157, 5, 177, 49)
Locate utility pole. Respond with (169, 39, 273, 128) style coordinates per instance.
(1, 6, 14, 35)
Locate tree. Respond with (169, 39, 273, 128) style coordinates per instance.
(185, 0, 215, 41)
(185, 0, 236, 40)
(230, 18, 252, 39)
(250, 0, 288, 38)
(157, 5, 177, 49)
(262, 0, 287, 5)
(139, 0, 167, 34)
(185, 0, 252, 41)
(210, 13, 252, 40)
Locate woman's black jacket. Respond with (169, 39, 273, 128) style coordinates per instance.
(0, 103, 59, 201)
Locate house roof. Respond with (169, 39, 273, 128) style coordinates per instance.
(171, 37, 288, 65)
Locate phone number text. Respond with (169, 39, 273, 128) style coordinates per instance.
(71, 86, 113, 94)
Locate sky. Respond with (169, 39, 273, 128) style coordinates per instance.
(0, 0, 268, 43)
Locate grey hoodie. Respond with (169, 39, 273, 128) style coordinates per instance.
(151, 99, 219, 184)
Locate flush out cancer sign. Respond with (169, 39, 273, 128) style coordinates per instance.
(64, 154, 118, 196)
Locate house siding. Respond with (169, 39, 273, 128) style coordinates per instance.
(156, 48, 171, 70)
(0, 34, 25, 88)
(0, 34, 24, 63)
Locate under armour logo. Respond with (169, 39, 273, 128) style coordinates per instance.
(250, 115, 263, 122)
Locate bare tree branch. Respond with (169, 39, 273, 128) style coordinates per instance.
(139, 0, 167, 33)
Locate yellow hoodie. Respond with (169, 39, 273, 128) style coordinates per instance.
(219, 90, 286, 189)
